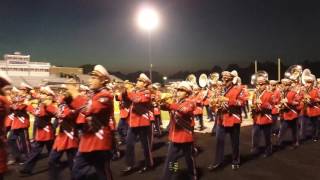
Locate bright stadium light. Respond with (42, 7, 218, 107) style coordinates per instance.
(137, 5, 160, 32)
(135, 4, 161, 81)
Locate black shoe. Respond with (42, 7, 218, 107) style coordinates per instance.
(313, 138, 318, 142)
(121, 166, 133, 173)
(231, 164, 240, 170)
(207, 164, 222, 171)
(19, 169, 32, 176)
(138, 166, 152, 174)
(263, 152, 272, 158)
(250, 148, 259, 156)
(289, 143, 299, 150)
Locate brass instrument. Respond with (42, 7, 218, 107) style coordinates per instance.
(208, 72, 219, 85)
(301, 69, 316, 107)
(111, 80, 135, 95)
(199, 73, 208, 88)
(250, 70, 269, 114)
(251, 71, 268, 85)
(284, 65, 303, 82)
(156, 83, 178, 105)
(251, 88, 263, 112)
(209, 84, 228, 111)
(277, 87, 289, 112)
(186, 74, 197, 85)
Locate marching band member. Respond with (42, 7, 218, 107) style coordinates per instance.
(0, 73, 12, 179)
(277, 78, 301, 149)
(251, 75, 274, 157)
(72, 65, 114, 180)
(193, 87, 205, 131)
(208, 70, 247, 171)
(204, 84, 214, 122)
(151, 84, 163, 137)
(161, 81, 197, 180)
(48, 91, 80, 180)
(20, 86, 56, 175)
(209, 81, 223, 135)
(301, 74, 320, 142)
(7, 84, 32, 165)
(270, 80, 281, 135)
(122, 73, 154, 174)
(3, 86, 13, 135)
(115, 84, 131, 145)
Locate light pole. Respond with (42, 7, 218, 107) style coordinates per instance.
(136, 4, 160, 82)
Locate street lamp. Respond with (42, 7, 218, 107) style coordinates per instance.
(136, 4, 160, 82)
(163, 76, 167, 84)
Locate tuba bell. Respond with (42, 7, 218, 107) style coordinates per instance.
(208, 72, 219, 85)
(301, 68, 316, 86)
(199, 73, 208, 88)
(284, 65, 303, 82)
(251, 70, 268, 85)
(186, 74, 197, 84)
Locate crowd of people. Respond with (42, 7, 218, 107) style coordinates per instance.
(0, 64, 319, 180)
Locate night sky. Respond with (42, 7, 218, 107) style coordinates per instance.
(0, 0, 319, 75)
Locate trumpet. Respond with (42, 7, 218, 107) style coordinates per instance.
(277, 89, 289, 111)
(111, 81, 135, 95)
(210, 86, 228, 111)
(251, 89, 263, 112)
(154, 83, 178, 106)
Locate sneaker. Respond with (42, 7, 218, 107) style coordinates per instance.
(207, 164, 222, 171)
(7, 160, 16, 165)
(231, 164, 240, 170)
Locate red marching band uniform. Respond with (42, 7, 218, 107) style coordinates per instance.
(305, 87, 320, 118)
(122, 73, 154, 174)
(282, 90, 301, 121)
(218, 85, 247, 127)
(167, 97, 196, 143)
(72, 64, 114, 180)
(193, 89, 206, 130)
(20, 92, 57, 175)
(161, 81, 198, 180)
(125, 85, 154, 167)
(27, 102, 55, 142)
(251, 78, 274, 156)
(271, 83, 281, 134)
(209, 71, 248, 171)
(0, 94, 10, 177)
(118, 93, 130, 120)
(76, 89, 114, 153)
(278, 79, 301, 147)
(51, 100, 79, 152)
(301, 77, 320, 141)
(127, 88, 152, 128)
(252, 90, 274, 125)
(7, 95, 31, 164)
(47, 94, 85, 180)
(115, 91, 131, 144)
(152, 89, 163, 136)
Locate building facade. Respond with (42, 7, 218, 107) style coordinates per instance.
(0, 52, 50, 77)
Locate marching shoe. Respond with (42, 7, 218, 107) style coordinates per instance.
(207, 164, 222, 171)
(138, 166, 153, 174)
(231, 164, 240, 170)
(121, 166, 133, 173)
